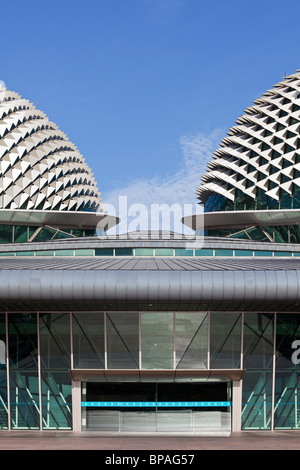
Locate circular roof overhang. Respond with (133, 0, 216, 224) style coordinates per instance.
(0, 208, 120, 230)
(182, 209, 300, 231)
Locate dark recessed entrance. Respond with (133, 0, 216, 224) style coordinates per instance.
(81, 381, 231, 433)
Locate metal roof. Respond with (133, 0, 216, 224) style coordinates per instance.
(0, 257, 299, 312)
(0, 257, 300, 270)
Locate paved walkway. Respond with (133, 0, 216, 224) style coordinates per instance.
(0, 430, 299, 450)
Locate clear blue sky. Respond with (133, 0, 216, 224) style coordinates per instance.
(2, 0, 300, 209)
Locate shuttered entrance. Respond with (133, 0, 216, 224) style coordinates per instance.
(81, 382, 231, 434)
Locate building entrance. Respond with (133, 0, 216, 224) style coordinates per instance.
(81, 381, 231, 434)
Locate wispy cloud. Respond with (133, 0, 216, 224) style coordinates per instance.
(102, 129, 223, 234)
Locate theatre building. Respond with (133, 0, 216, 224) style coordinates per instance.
(1, 72, 300, 435)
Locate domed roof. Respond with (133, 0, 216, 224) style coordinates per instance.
(197, 70, 300, 212)
(0, 84, 101, 212)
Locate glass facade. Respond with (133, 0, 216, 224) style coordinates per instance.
(204, 185, 300, 213)
(0, 224, 95, 243)
(206, 224, 300, 244)
(0, 311, 300, 430)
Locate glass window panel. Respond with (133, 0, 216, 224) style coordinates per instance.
(71, 229, 85, 237)
(235, 250, 253, 257)
(52, 230, 73, 240)
(242, 313, 274, 430)
(175, 312, 208, 369)
(276, 314, 300, 370)
(210, 313, 241, 369)
(0, 371, 8, 429)
(195, 249, 213, 256)
(115, 248, 133, 256)
(242, 370, 273, 430)
(135, 248, 153, 256)
(214, 249, 233, 256)
(41, 371, 72, 430)
(274, 371, 300, 429)
(274, 251, 292, 257)
(0, 225, 13, 243)
(74, 249, 94, 256)
(0, 314, 6, 369)
(154, 249, 173, 256)
(16, 251, 35, 256)
(0, 314, 7, 429)
(106, 313, 139, 369)
(243, 314, 273, 370)
(32, 226, 57, 242)
(28, 226, 37, 240)
(95, 248, 114, 256)
(8, 313, 38, 370)
(7, 313, 39, 429)
(10, 371, 40, 430)
(175, 249, 193, 256)
(39, 313, 70, 370)
(72, 313, 105, 369)
(254, 250, 273, 257)
(55, 250, 74, 256)
(14, 225, 28, 243)
(141, 312, 173, 369)
(36, 250, 54, 256)
(274, 313, 300, 429)
(289, 225, 300, 244)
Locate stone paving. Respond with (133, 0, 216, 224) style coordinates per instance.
(0, 430, 299, 450)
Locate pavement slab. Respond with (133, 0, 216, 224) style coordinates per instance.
(0, 430, 299, 451)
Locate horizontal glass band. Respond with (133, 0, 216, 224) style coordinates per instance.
(81, 401, 231, 408)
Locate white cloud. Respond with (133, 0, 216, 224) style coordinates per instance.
(101, 129, 223, 234)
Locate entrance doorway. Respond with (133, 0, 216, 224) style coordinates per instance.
(81, 381, 231, 434)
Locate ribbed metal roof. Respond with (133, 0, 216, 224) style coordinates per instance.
(0, 257, 299, 312)
(0, 257, 300, 270)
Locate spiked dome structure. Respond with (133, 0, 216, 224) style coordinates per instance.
(183, 70, 300, 242)
(0, 84, 118, 239)
(197, 70, 300, 210)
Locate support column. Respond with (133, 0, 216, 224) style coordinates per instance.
(232, 380, 242, 432)
(72, 380, 81, 432)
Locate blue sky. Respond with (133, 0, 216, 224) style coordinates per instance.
(2, 0, 300, 219)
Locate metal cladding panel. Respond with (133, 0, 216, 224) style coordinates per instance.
(0, 268, 299, 305)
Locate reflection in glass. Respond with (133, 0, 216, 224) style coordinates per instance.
(39, 313, 72, 429)
(107, 313, 139, 369)
(10, 371, 40, 430)
(8, 313, 39, 429)
(274, 314, 300, 429)
(72, 313, 104, 369)
(175, 313, 208, 369)
(41, 371, 72, 430)
(39, 313, 70, 370)
(141, 313, 173, 369)
(210, 313, 241, 369)
(242, 314, 273, 430)
(0, 314, 7, 428)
